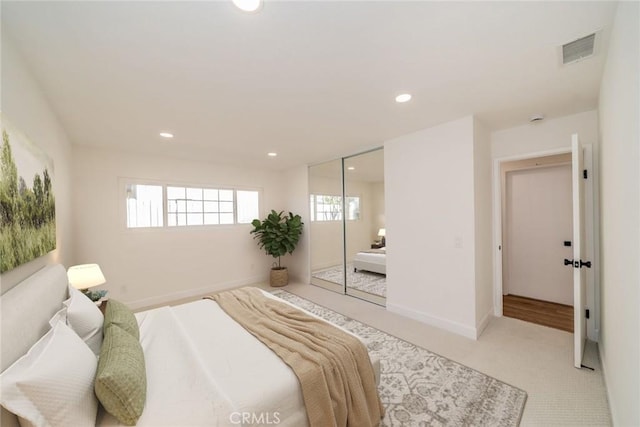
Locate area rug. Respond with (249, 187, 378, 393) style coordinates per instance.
(312, 263, 386, 298)
(272, 290, 527, 426)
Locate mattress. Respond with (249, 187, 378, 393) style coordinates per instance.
(353, 250, 386, 275)
(98, 290, 379, 427)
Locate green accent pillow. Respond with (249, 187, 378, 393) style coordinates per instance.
(103, 299, 139, 340)
(95, 324, 146, 426)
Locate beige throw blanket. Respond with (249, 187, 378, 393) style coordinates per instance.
(207, 287, 383, 427)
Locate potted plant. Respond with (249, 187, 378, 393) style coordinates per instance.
(250, 210, 303, 287)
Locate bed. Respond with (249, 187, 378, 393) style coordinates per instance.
(0, 264, 382, 427)
(353, 248, 386, 275)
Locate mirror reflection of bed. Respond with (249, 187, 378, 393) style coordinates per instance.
(312, 245, 386, 300)
(351, 246, 386, 296)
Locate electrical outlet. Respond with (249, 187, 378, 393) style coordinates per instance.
(454, 236, 463, 249)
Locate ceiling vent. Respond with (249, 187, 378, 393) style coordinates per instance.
(562, 33, 596, 65)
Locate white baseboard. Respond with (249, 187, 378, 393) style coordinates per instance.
(598, 346, 617, 426)
(475, 309, 493, 339)
(386, 302, 479, 340)
(126, 274, 266, 311)
(311, 260, 343, 271)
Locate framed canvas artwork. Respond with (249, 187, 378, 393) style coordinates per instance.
(0, 114, 56, 273)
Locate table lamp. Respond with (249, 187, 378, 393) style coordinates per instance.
(67, 263, 108, 302)
(378, 228, 386, 246)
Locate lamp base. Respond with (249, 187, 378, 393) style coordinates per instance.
(82, 289, 108, 302)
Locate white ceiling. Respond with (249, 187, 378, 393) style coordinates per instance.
(2, 1, 617, 171)
(310, 148, 384, 182)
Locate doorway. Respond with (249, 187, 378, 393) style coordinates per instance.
(500, 153, 574, 331)
(493, 140, 597, 367)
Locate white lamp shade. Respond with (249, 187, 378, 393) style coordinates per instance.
(67, 264, 106, 290)
(232, 0, 262, 12)
(378, 228, 386, 237)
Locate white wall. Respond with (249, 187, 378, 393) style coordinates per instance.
(491, 110, 600, 340)
(0, 37, 74, 293)
(597, 2, 640, 425)
(71, 145, 286, 308)
(385, 116, 483, 339)
(473, 118, 493, 331)
(370, 181, 385, 239)
(344, 179, 375, 262)
(281, 165, 310, 284)
(492, 110, 599, 159)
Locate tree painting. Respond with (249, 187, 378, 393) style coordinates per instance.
(0, 117, 56, 273)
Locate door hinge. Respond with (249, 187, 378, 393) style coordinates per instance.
(580, 260, 592, 268)
(583, 169, 588, 179)
(586, 308, 590, 319)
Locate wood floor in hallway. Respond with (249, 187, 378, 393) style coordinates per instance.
(503, 294, 574, 332)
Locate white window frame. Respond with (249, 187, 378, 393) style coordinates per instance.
(120, 177, 261, 230)
(309, 194, 360, 222)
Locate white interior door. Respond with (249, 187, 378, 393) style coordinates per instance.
(572, 134, 587, 368)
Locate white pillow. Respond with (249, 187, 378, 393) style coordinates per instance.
(62, 285, 104, 355)
(0, 322, 98, 427)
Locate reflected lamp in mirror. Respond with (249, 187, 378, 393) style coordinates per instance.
(67, 264, 108, 302)
(378, 228, 386, 246)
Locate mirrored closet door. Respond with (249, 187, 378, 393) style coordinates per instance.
(308, 148, 386, 305)
(309, 159, 345, 293)
(344, 149, 386, 305)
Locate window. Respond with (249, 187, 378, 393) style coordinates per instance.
(167, 187, 235, 226)
(126, 184, 163, 228)
(237, 190, 260, 224)
(314, 194, 342, 221)
(310, 194, 360, 221)
(345, 196, 360, 220)
(125, 181, 259, 229)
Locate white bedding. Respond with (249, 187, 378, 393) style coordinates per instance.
(97, 304, 237, 427)
(353, 249, 386, 275)
(98, 290, 379, 427)
(2, 267, 382, 427)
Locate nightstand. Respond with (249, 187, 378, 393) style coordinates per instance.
(371, 243, 385, 249)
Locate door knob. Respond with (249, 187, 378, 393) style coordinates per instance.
(564, 259, 573, 266)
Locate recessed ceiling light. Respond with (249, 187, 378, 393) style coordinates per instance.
(395, 93, 412, 103)
(232, 0, 262, 12)
(347, 166, 355, 171)
(159, 132, 174, 138)
(267, 152, 277, 157)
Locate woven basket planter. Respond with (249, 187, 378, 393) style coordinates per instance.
(270, 267, 288, 287)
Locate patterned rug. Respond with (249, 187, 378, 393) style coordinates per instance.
(312, 263, 386, 298)
(272, 290, 527, 426)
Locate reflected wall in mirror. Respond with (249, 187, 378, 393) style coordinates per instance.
(344, 149, 386, 305)
(309, 159, 345, 292)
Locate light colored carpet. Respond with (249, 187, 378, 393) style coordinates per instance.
(157, 282, 612, 425)
(282, 282, 612, 426)
(312, 263, 386, 298)
(273, 289, 527, 426)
